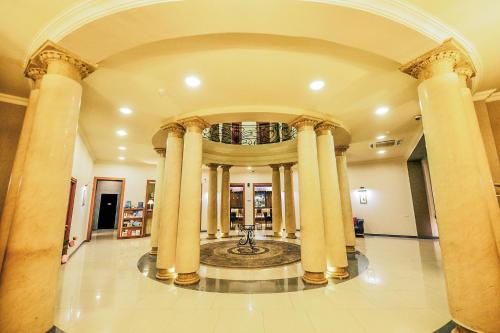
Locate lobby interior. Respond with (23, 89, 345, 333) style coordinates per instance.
(1, 1, 500, 333)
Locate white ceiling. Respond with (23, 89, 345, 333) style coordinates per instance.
(1, 0, 499, 164)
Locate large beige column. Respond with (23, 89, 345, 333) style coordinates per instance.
(316, 122, 349, 279)
(174, 117, 208, 285)
(220, 165, 231, 237)
(149, 148, 166, 255)
(206, 163, 219, 239)
(156, 124, 184, 280)
(0, 41, 96, 333)
(335, 146, 356, 253)
(400, 39, 500, 333)
(283, 163, 297, 239)
(290, 116, 327, 285)
(0, 68, 44, 270)
(270, 164, 283, 237)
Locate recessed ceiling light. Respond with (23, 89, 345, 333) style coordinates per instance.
(376, 135, 386, 140)
(377, 150, 386, 155)
(309, 80, 325, 91)
(118, 146, 127, 151)
(375, 106, 389, 115)
(118, 156, 125, 160)
(247, 167, 252, 170)
(119, 107, 133, 115)
(185, 75, 201, 88)
(116, 129, 128, 137)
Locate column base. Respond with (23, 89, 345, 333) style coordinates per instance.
(286, 233, 297, 239)
(346, 245, 356, 254)
(156, 268, 176, 280)
(174, 272, 200, 285)
(149, 247, 158, 255)
(326, 267, 350, 280)
(273, 232, 281, 238)
(221, 233, 230, 238)
(302, 271, 328, 285)
(451, 320, 478, 333)
(206, 234, 217, 240)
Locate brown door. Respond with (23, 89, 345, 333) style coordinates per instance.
(62, 178, 77, 256)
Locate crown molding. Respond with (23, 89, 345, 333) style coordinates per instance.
(486, 92, 500, 103)
(473, 89, 497, 102)
(25, 0, 482, 89)
(0, 93, 29, 106)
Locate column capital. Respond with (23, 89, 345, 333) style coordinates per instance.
(335, 145, 349, 155)
(154, 148, 166, 157)
(399, 38, 476, 81)
(25, 41, 97, 81)
(282, 162, 296, 169)
(161, 122, 185, 138)
(290, 116, 323, 131)
(206, 163, 219, 170)
(25, 67, 46, 87)
(221, 164, 232, 171)
(315, 121, 337, 135)
(269, 164, 281, 170)
(178, 116, 210, 133)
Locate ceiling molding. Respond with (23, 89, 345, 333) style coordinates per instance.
(25, 0, 482, 88)
(0, 93, 29, 106)
(473, 89, 496, 102)
(486, 92, 500, 103)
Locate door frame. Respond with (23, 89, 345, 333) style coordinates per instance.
(63, 177, 78, 255)
(252, 182, 272, 225)
(230, 182, 246, 226)
(86, 177, 126, 241)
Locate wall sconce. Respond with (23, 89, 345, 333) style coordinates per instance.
(147, 199, 154, 210)
(358, 187, 367, 204)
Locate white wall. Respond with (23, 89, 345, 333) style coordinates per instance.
(68, 132, 94, 256)
(347, 159, 418, 236)
(92, 162, 157, 207)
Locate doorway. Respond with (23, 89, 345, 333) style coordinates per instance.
(253, 183, 272, 230)
(97, 194, 118, 229)
(230, 183, 245, 229)
(62, 178, 77, 256)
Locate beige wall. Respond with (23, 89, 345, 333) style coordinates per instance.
(348, 159, 418, 236)
(487, 100, 500, 165)
(0, 101, 25, 217)
(68, 132, 94, 255)
(92, 162, 157, 207)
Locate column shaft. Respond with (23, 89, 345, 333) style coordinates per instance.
(474, 100, 500, 183)
(206, 164, 218, 239)
(220, 166, 231, 237)
(283, 164, 296, 239)
(156, 125, 184, 279)
(271, 165, 283, 237)
(174, 118, 206, 285)
(336, 148, 356, 253)
(0, 73, 42, 270)
(0, 54, 93, 332)
(150, 149, 166, 254)
(316, 124, 349, 279)
(292, 117, 327, 284)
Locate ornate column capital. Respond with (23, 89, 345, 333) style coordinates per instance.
(399, 38, 476, 81)
(290, 116, 323, 132)
(154, 148, 166, 157)
(335, 145, 349, 156)
(178, 116, 210, 133)
(161, 122, 185, 138)
(206, 163, 219, 170)
(282, 162, 296, 169)
(269, 164, 281, 170)
(221, 164, 232, 171)
(315, 121, 337, 136)
(25, 67, 47, 87)
(24, 41, 97, 81)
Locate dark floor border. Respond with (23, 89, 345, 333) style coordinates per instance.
(364, 233, 439, 240)
(138, 251, 368, 294)
(434, 321, 456, 333)
(46, 326, 65, 333)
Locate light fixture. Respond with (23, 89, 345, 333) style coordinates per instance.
(358, 187, 368, 204)
(309, 80, 325, 91)
(118, 156, 125, 160)
(247, 166, 252, 170)
(118, 146, 127, 151)
(377, 150, 386, 155)
(185, 75, 201, 88)
(119, 107, 133, 115)
(116, 129, 128, 137)
(376, 135, 386, 140)
(375, 106, 389, 115)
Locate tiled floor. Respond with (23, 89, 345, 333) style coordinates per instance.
(55, 231, 451, 332)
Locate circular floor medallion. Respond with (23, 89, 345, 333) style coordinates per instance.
(200, 240, 300, 268)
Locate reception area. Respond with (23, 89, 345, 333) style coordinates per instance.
(1, 1, 500, 332)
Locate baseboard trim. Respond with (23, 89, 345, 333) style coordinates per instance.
(364, 233, 438, 240)
(67, 239, 87, 260)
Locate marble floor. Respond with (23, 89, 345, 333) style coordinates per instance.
(55, 231, 451, 333)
